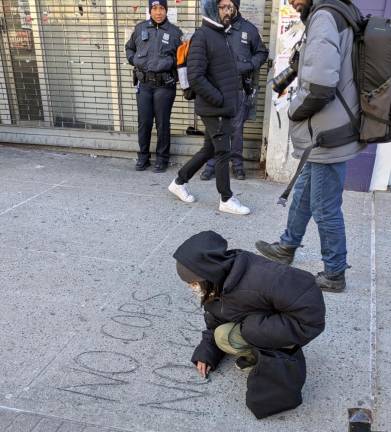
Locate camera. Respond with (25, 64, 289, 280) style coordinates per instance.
(271, 41, 301, 96)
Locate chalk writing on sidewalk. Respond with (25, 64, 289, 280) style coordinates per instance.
(56, 288, 211, 414)
(57, 350, 139, 402)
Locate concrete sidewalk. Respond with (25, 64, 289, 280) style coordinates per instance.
(0, 145, 389, 432)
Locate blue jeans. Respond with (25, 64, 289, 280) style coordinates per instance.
(280, 162, 348, 274)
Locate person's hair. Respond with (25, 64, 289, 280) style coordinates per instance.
(198, 280, 221, 305)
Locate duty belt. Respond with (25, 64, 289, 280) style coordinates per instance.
(136, 69, 175, 86)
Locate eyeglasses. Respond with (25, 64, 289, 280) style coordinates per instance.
(218, 5, 234, 11)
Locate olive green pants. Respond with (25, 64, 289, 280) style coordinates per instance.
(214, 322, 254, 360)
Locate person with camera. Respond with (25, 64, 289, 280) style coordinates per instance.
(174, 230, 325, 418)
(199, 0, 269, 181)
(125, 0, 183, 173)
(168, 0, 251, 215)
(255, 0, 365, 292)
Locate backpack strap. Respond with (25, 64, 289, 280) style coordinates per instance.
(335, 88, 361, 132)
(277, 145, 314, 207)
(364, 111, 391, 126)
(310, 1, 362, 35)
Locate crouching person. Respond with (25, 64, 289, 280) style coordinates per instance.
(174, 230, 326, 418)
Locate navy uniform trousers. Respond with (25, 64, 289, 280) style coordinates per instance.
(136, 82, 176, 164)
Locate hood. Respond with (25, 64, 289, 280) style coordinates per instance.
(308, 0, 362, 27)
(231, 11, 241, 28)
(313, 0, 352, 4)
(173, 231, 240, 285)
(201, 0, 219, 23)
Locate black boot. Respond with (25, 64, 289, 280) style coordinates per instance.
(135, 159, 151, 171)
(200, 167, 215, 181)
(255, 240, 296, 265)
(153, 161, 168, 173)
(232, 167, 246, 180)
(316, 271, 346, 293)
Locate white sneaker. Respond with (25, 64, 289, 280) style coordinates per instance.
(168, 179, 196, 203)
(219, 196, 250, 215)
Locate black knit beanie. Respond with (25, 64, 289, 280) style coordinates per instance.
(149, 0, 168, 12)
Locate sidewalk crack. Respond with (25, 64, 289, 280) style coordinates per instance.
(0, 180, 67, 217)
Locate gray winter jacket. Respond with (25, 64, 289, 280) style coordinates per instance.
(289, 0, 365, 163)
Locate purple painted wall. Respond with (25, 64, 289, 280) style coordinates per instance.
(344, 0, 391, 192)
(354, 0, 391, 17)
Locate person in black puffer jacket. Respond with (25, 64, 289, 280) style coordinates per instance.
(200, 0, 269, 181)
(168, 0, 251, 216)
(174, 231, 326, 418)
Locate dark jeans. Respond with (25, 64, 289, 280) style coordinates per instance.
(136, 82, 176, 164)
(177, 116, 233, 201)
(280, 161, 348, 274)
(206, 90, 250, 170)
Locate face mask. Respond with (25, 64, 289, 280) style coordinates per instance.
(189, 282, 203, 299)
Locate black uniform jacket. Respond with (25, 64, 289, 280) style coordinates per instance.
(125, 19, 183, 73)
(228, 13, 269, 77)
(174, 231, 326, 370)
(187, 18, 239, 118)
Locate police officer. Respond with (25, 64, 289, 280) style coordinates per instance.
(200, 0, 269, 181)
(125, 0, 183, 173)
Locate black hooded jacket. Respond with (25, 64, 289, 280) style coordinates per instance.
(174, 231, 326, 370)
(187, 18, 239, 117)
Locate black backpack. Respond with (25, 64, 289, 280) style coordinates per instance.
(279, 0, 391, 205)
(318, 0, 391, 144)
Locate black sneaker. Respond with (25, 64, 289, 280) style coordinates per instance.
(316, 271, 346, 293)
(255, 240, 296, 265)
(135, 159, 151, 171)
(235, 356, 256, 371)
(232, 167, 246, 180)
(200, 168, 215, 181)
(153, 162, 168, 173)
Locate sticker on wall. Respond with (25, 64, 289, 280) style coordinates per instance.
(21, 14, 32, 29)
(8, 29, 33, 50)
(132, 5, 139, 12)
(18, 0, 32, 29)
(42, 11, 49, 24)
(240, 0, 265, 33)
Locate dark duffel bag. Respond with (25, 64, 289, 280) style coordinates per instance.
(246, 347, 306, 419)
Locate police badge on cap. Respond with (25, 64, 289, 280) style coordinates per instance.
(149, 0, 168, 12)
